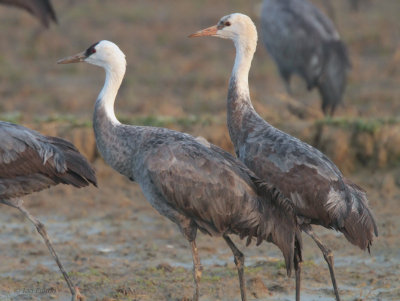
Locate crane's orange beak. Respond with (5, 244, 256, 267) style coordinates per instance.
(57, 51, 86, 64)
(189, 25, 218, 38)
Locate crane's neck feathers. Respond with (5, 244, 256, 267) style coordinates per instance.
(226, 16, 258, 148)
(92, 45, 131, 176)
(95, 54, 126, 125)
(231, 37, 256, 99)
(228, 16, 258, 101)
(226, 19, 258, 124)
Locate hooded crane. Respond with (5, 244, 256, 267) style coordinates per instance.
(190, 13, 377, 301)
(0, 0, 56, 28)
(260, 0, 351, 116)
(57, 40, 302, 301)
(0, 121, 97, 301)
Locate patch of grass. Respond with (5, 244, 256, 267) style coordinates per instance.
(0, 111, 22, 123)
(302, 260, 316, 268)
(67, 268, 105, 279)
(202, 274, 221, 282)
(274, 260, 286, 270)
(316, 117, 400, 134)
(118, 114, 216, 128)
(244, 265, 264, 274)
(34, 114, 91, 128)
(133, 278, 157, 292)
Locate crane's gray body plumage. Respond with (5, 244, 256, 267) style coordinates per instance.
(260, 0, 350, 115)
(93, 102, 301, 273)
(228, 73, 377, 252)
(0, 121, 96, 200)
(0, 0, 56, 28)
(190, 12, 375, 300)
(57, 40, 302, 300)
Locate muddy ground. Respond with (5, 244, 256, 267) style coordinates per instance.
(0, 162, 399, 301)
(1, 0, 400, 300)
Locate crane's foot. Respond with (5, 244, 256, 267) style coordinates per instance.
(72, 287, 86, 301)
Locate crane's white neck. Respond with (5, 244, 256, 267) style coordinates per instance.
(226, 29, 258, 149)
(95, 59, 126, 124)
(230, 36, 257, 99)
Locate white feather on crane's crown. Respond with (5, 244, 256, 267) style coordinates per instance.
(215, 13, 258, 45)
(84, 40, 127, 68)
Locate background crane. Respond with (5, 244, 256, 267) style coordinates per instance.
(260, 0, 351, 116)
(0, 0, 56, 27)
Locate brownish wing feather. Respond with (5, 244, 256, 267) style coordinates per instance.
(145, 137, 301, 275)
(0, 121, 96, 200)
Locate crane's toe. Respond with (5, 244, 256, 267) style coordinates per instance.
(72, 287, 86, 301)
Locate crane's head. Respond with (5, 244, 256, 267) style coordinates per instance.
(189, 13, 257, 46)
(57, 40, 126, 70)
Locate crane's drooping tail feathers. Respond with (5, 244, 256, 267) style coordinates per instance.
(318, 40, 351, 114)
(254, 178, 303, 276)
(341, 178, 378, 252)
(46, 136, 97, 187)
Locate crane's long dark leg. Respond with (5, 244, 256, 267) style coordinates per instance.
(189, 240, 203, 301)
(295, 261, 301, 301)
(180, 219, 202, 301)
(1, 199, 84, 301)
(303, 227, 341, 301)
(294, 245, 302, 301)
(223, 234, 247, 301)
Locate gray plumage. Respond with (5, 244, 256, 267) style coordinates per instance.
(0, 120, 96, 301)
(57, 40, 302, 301)
(260, 0, 351, 115)
(191, 13, 376, 301)
(95, 115, 301, 268)
(227, 82, 377, 250)
(0, 0, 56, 28)
(0, 121, 96, 198)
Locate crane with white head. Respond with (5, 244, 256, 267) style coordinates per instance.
(57, 40, 302, 301)
(190, 13, 377, 301)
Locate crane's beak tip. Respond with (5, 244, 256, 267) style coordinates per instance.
(188, 25, 218, 38)
(57, 52, 86, 64)
(188, 32, 200, 38)
(56, 58, 69, 64)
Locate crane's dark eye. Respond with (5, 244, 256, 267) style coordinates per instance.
(225, 21, 231, 26)
(85, 41, 99, 57)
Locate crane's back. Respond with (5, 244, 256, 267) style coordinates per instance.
(92, 115, 302, 273)
(0, 121, 96, 200)
(230, 106, 377, 250)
